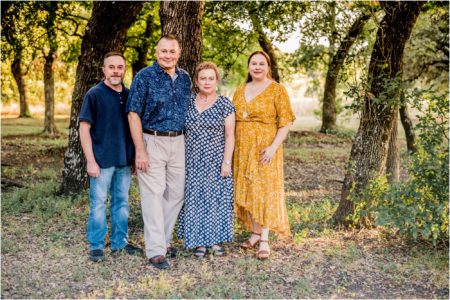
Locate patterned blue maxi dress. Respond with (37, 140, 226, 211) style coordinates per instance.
(177, 94, 236, 249)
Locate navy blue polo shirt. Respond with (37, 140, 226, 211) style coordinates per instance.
(126, 61, 191, 131)
(79, 81, 134, 168)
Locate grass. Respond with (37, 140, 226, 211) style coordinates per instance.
(1, 117, 448, 299)
(1, 116, 70, 136)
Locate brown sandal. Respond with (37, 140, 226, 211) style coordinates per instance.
(256, 240, 270, 260)
(240, 232, 261, 249)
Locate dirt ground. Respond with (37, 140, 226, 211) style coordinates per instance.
(1, 130, 448, 299)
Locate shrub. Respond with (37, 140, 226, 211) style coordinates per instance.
(351, 89, 449, 245)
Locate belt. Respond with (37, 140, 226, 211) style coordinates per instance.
(143, 129, 184, 137)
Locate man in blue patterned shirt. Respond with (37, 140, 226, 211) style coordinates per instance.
(127, 34, 191, 270)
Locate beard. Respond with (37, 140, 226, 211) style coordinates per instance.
(107, 76, 123, 86)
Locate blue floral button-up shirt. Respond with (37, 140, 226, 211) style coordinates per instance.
(126, 61, 191, 132)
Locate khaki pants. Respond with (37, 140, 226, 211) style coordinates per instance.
(138, 133, 185, 258)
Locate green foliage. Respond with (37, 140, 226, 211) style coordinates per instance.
(2, 181, 86, 221)
(124, 2, 160, 67)
(203, 0, 307, 87)
(403, 5, 448, 89)
(350, 88, 449, 245)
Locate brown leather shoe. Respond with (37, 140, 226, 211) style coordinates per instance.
(149, 255, 169, 269)
(240, 232, 261, 250)
(256, 240, 270, 260)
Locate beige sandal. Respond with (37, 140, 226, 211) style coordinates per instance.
(240, 232, 261, 249)
(256, 240, 270, 260)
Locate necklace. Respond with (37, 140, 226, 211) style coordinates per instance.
(198, 93, 215, 104)
(199, 96, 209, 104)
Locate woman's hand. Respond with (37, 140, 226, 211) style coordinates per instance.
(221, 162, 232, 177)
(259, 145, 276, 165)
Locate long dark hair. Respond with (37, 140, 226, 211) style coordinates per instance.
(246, 50, 272, 82)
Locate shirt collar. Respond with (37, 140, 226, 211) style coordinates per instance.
(101, 80, 125, 93)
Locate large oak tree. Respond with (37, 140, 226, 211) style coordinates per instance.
(332, 2, 424, 225)
(60, 2, 143, 194)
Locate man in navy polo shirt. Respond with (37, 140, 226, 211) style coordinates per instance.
(127, 34, 191, 269)
(79, 52, 142, 262)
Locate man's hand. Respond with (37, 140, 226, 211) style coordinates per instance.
(87, 160, 100, 177)
(135, 149, 150, 172)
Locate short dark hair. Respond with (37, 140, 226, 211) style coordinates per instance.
(158, 34, 181, 48)
(246, 50, 272, 82)
(103, 52, 126, 66)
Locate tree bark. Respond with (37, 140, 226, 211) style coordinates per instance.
(248, 10, 280, 82)
(43, 52, 57, 134)
(386, 110, 400, 183)
(399, 91, 416, 154)
(320, 12, 371, 133)
(60, 2, 143, 195)
(332, 2, 424, 225)
(159, 1, 204, 79)
(43, 2, 58, 135)
(11, 51, 31, 118)
(132, 14, 154, 77)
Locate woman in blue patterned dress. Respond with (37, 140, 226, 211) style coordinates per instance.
(177, 62, 236, 257)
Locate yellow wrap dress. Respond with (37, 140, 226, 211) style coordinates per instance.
(232, 81, 295, 237)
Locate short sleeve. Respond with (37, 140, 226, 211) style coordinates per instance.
(126, 72, 148, 116)
(275, 84, 296, 128)
(221, 96, 236, 119)
(79, 92, 95, 124)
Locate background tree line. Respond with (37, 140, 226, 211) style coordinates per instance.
(1, 1, 448, 244)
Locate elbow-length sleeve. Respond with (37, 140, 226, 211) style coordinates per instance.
(275, 84, 296, 128)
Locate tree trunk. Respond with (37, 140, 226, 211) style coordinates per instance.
(320, 12, 371, 133)
(43, 2, 58, 135)
(399, 91, 416, 154)
(43, 52, 57, 134)
(159, 1, 204, 79)
(248, 11, 280, 82)
(60, 2, 143, 195)
(386, 110, 400, 183)
(332, 2, 424, 225)
(11, 51, 31, 118)
(132, 14, 154, 77)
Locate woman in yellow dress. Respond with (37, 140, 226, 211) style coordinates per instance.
(233, 51, 295, 259)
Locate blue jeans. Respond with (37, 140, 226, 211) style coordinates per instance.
(87, 166, 131, 251)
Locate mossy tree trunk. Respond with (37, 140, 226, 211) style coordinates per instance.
(332, 2, 424, 225)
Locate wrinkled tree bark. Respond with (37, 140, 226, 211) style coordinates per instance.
(320, 12, 371, 133)
(43, 2, 58, 134)
(11, 51, 31, 118)
(333, 2, 424, 225)
(132, 14, 154, 77)
(248, 8, 280, 82)
(60, 2, 143, 194)
(159, 1, 204, 79)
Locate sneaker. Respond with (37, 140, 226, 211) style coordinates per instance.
(89, 249, 105, 262)
(112, 244, 143, 257)
(166, 246, 178, 258)
(149, 255, 170, 270)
